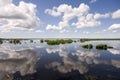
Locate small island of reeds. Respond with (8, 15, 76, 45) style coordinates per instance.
(96, 44, 113, 50)
(82, 44, 93, 49)
(9, 39, 21, 44)
(44, 39, 73, 45)
(82, 44, 113, 50)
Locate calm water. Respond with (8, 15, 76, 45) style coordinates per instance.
(0, 40, 120, 80)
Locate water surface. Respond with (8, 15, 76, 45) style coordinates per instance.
(0, 40, 120, 80)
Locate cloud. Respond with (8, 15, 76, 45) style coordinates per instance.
(108, 24, 120, 30)
(45, 3, 109, 32)
(95, 29, 107, 34)
(83, 31, 90, 34)
(60, 29, 69, 33)
(112, 30, 117, 33)
(45, 7, 61, 17)
(90, 0, 97, 3)
(35, 30, 43, 33)
(74, 30, 78, 33)
(72, 13, 109, 28)
(72, 13, 101, 28)
(112, 9, 120, 19)
(95, 27, 118, 34)
(94, 13, 110, 19)
(0, 0, 41, 32)
(46, 24, 64, 30)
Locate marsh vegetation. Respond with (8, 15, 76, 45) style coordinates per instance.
(0, 39, 3, 44)
(80, 38, 120, 42)
(82, 44, 93, 49)
(44, 39, 73, 45)
(96, 44, 113, 50)
(9, 39, 21, 44)
(40, 39, 44, 43)
(30, 40, 33, 43)
(82, 44, 113, 50)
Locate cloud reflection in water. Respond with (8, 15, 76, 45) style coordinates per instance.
(45, 45, 120, 75)
(0, 44, 42, 79)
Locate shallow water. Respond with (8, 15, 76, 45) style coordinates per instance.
(0, 40, 120, 80)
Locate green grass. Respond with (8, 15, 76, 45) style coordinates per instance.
(0, 39, 3, 44)
(82, 44, 113, 50)
(80, 39, 86, 43)
(82, 44, 93, 49)
(9, 39, 21, 44)
(96, 44, 113, 50)
(45, 39, 73, 45)
(40, 39, 44, 43)
(107, 46, 113, 49)
(80, 38, 120, 42)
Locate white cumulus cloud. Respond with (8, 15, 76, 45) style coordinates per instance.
(45, 7, 61, 17)
(90, 0, 97, 3)
(45, 3, 109, 32)
(94, 13, 110, 19)
(60, 29, 69, 33)
(83, 31, 90, 34)
(0, 0, 41, 32)
(112, 9, 120, 19)
(35, 30, 43, 33)
(108, 24, 120, 30)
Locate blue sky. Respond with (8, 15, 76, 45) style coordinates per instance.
(0, 0, 120, 38)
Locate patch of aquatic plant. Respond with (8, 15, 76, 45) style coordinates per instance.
(82, 44, 113, 50)
(9, 39, 21, 44)
(40, 39, 44, 43)
(96, 44, 113, 50)
(82, 44, 93, 49)
(74, 40, 77, 42)
(45, 39, 73, 45)
(0, 39, 3, 44)
(80, 39, 86, 43)
(107, 46, 113, 49)
(30, 40, 33, 43)
(80, 39, 92, 43)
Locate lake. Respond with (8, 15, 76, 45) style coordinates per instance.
(0, 40, 120, 80)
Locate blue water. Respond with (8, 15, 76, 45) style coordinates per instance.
(0, 40, 120, 80)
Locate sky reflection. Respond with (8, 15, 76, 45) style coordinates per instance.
(0, 41, 120, 80)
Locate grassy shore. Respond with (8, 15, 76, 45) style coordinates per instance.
(0, 38, 119, 46)
(80, 38, 120, 42)
(80, 38, 120, 40)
